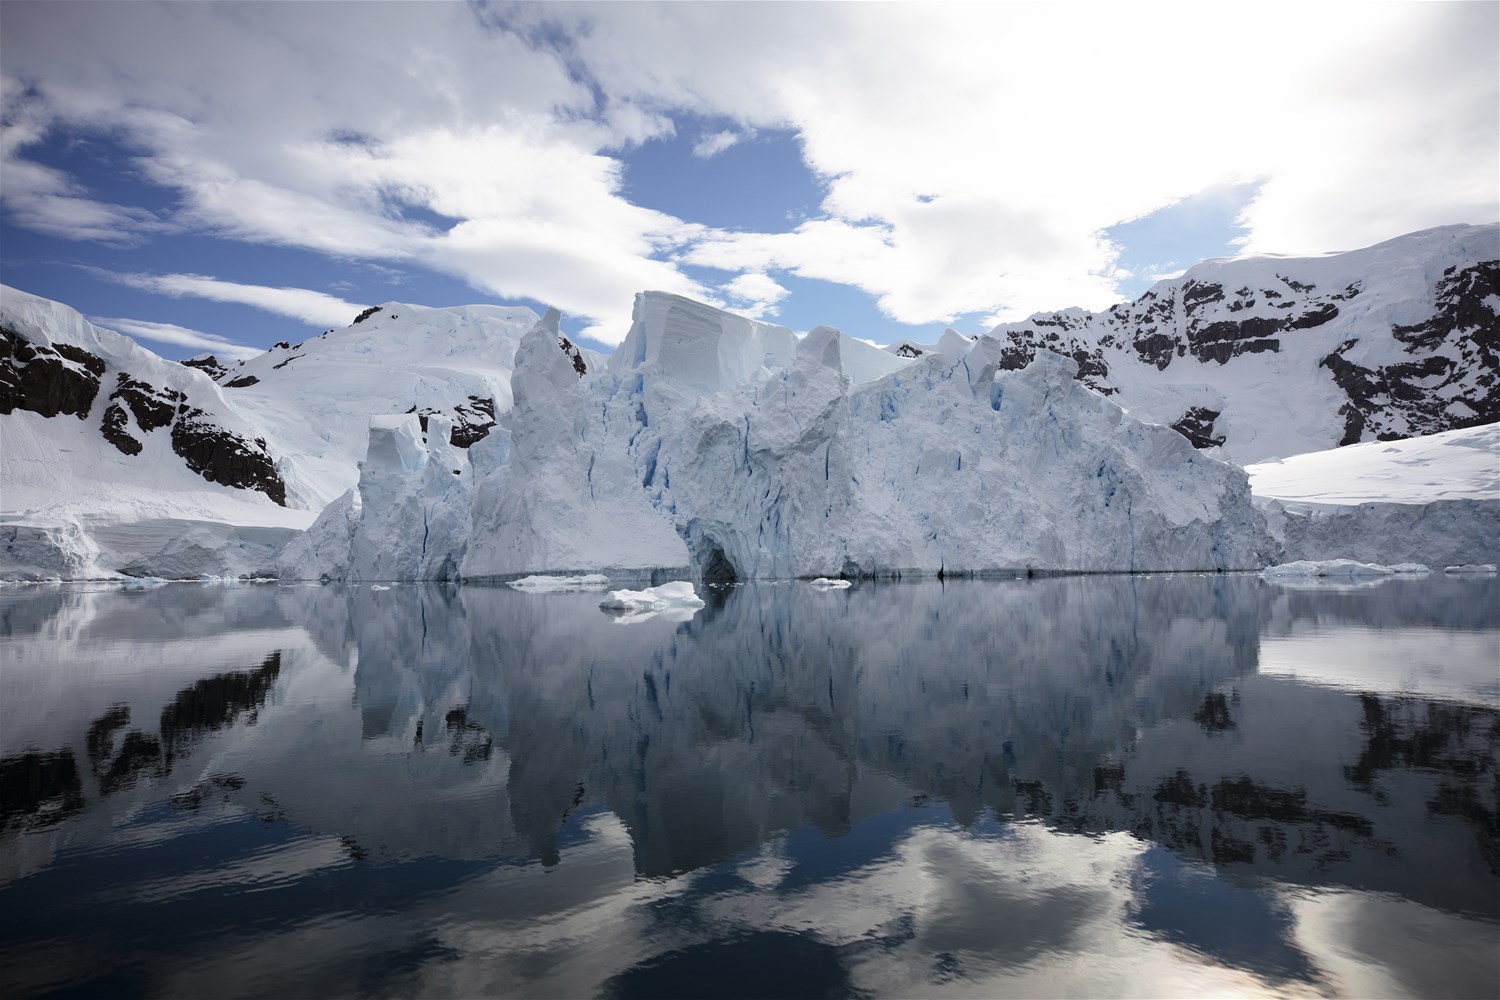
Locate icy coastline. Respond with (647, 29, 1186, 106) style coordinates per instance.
(279, 292, 1276, 582)
(6, 263, 1496, 582)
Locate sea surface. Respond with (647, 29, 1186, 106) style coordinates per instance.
(2, 574, 1497, 998)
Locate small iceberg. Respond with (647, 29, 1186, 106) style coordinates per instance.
(808, 577, 852, 589)
(1444, 564, 1498, 574)
(1262, 559, 1394, 581)
(510, 573, 611, 592)
(370, 584, 392, 591)
(599, 580, 706, 616)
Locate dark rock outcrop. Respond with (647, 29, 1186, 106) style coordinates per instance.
(1171, 407, 1227, 449)
(180, 355, 228, 380)
(405, 395, 499, 449)
(558, 335, 588, 376)
(170, 407, 287, 505)
(0, 325, 106, 419)
(1317, 261, 1499, 444)
(449, 395, 497, 448)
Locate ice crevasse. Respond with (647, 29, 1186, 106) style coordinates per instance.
(285, 292, 1278, 581)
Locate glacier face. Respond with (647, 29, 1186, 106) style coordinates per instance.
(6, 222, 1496, 582)
(312, 292, 1277, 581)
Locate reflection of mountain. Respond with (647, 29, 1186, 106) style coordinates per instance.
(3, 576, 1495, 927)
(439, 577, 1496, 918)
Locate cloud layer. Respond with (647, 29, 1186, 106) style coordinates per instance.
(3, 1, 1495, 341)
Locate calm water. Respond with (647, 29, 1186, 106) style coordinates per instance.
(1, 575, 1497, 998)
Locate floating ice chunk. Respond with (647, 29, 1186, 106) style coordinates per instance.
(1262, 559, 1394, 580)
(598, 580, 706, 612)
(808, 577, 852, 589)
(1387, 563, 1431, 575)
(371, 584, 391, 591)
(1444, 564, 1498, 574)
(510, 573, 611, 592)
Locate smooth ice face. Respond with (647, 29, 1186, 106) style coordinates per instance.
(610, 292, 798, 392)
(364, 415, 428, 475)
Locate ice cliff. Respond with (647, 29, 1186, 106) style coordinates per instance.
(288, 292, 1276, 581)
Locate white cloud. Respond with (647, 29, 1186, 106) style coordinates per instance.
(721, 271, 789, 320)
(97, 271, 363, 328)
(538, 1, 1498, 320)
(3, 1, 1495, 337)
(692, 130, 747, 159)
(93, 316, 262, 362)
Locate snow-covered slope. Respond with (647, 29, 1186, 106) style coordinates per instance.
(1248, 422, 1499, 508)
(1249, 423, 1500, 568)
(293, 292, 1276, 581)
(968, 224, 1498, 464)
(2, 287, 564, 579)
(205, 301, 552, 509)
(2, 286, 308, 579)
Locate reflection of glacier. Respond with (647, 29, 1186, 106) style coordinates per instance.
(442, 577, 1497, 919)
(4, 577, 1495, 919)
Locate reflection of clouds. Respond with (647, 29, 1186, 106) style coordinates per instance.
(1261, 627, 1500, 706)
(3, 576, 1498, 996)
(1290, 889, 1500, 999)
(693, 821, 1287, 998)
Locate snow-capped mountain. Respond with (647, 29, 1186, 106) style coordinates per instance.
(190, 300, 560, 510)
(0, 288, 575, 578)
(948, 223, 1498, 464)
(2, 288, 287, 510)
(3, 223, 1497, 581)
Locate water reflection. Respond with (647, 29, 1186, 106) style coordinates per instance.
(0, 575, 1495, 997)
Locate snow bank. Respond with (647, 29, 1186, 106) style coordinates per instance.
(1252, 423, 1500, 569)
(509, 574, 611, 592)
(1263, 560, 1396, 580)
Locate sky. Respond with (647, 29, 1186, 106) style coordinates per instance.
(1, 1, 1496, 361)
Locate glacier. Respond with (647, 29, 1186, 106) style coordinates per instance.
(285, 291, 1277, 582)
(5, 222, 1496, 582)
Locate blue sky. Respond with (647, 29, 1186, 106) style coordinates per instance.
(2, 2, 1495, 361)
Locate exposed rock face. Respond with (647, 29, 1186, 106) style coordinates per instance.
(170, 407, 286, 505)
(102, 373, 186, 454)
(405, 395, 498, 449)
(984, 225, 1499, 462)
(448, 395, 496, 448)
(558, 334, 588, 376)
(1319, 261, 1500, 445)
(0, 325, 106, 419)
(1, 290, 290, 509)
(180, 355, 228, 380)
(1171, 407, 1227, 450)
